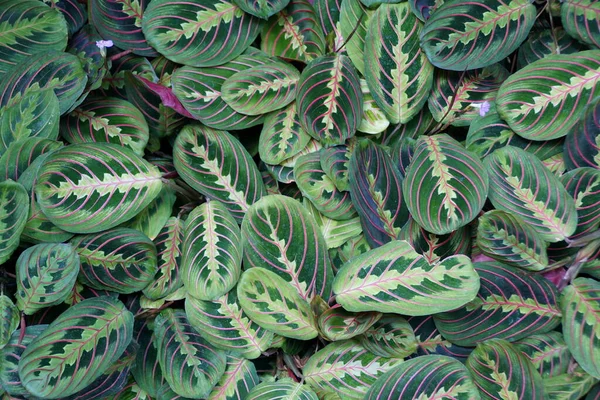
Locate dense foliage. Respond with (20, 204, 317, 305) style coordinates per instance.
(0, 0, 599, 398)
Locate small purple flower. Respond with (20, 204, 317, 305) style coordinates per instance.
(479, 101, 491, 117)
(96, 40, 114, 50)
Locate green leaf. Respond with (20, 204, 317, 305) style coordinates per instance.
(18, 296, 134, 399)
(496, 50, 600, 141)
(173, 124, 267, 222)
(365, 355, 480, 399)
(339, 0, 372, 75)
(562, 0, 600, 50)
(317, 307, 381, 342)
(561, 277, 600, 379)
(409, 315, 472, 361)
(333, 239, 480, 315)
(297, 54, 363, 147)
(543, 368, 599, 400)
(222, 61, 300, 116)
(71, 228, 158, 294)
(261, 0, 325, 63)
(35, 143, 163, 234)
(0, 180, 28, 264)
(153, 308, 227, 399)
(0, 296, 19, 349)
(359, 315, 418, 358)
(477, 210, 549, 271)
(420, 0, 536, 71)
(121, 186, 176, 241)
(303, 199, 363, 250)
(16, 243, 79, 315)
(259, 102, 311, 165)
(304, 340, 403, 399)
(0, 0, 68, 76)
(207, 355, 260, 400)
(434, 262, 562, 347)
(242, 194, 333, 300)
(518, 27, 586, 68)
(142, 0, 261, 67)
(404, 134, 489, 235)
(237, 267, 319, 340)
(233, 0, 289, 19)
(0, 137, 63, 182)
(514, 332, 571, 378)
(485, 146, 578, 243)
(186, 291, 274, 360)
(564, 96, 600, 170)
(364, 3, 433, 124)
(182, 201, 242, 301)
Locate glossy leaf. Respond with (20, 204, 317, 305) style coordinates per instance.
(409, 315, 472, 361)
(318, 306, 381, 341)
(496, 50, 600, 141)
(562, 0, 600, 50)
(121, 186, 175, 241)
(304, 340, 403, 399)
(333, 239, 480, 315)
(61, 96, 150, 156)
(237, 267, 319, 340)
(297, 54, 363, 147)
(339, 0, 372, 75)
(434, 262, 562, 346)
(564, 96, 600, 170)
(15, 243, 79, 315)
(0, 180, 28, 264)
(399, 218, 471, 264)
(358, 79, 391, 134)
(260, 0, 326, 63)
(561, 277, 600, 379)
(233, 0, 289, 19)
(0, 0, 68, 76)
(319, 144, 352, 192)
(359, 315, 418, 359)
(365, 355, 480, 399)
(259, 102, 311, 165)
(485, 146, 578, 242)
(185, 291, 274, 359)
(246, 379, 318, 400)
(404, 134, 489, 235)
(71, 228, 158, 294)
(467, 339, 545, 400)
(348, 139, 409, 247)
(207, 355, 260, 400)
(242, 194, 333, 300)
(0, 137, 63, 182)
(514, 332, 571, 378)
(477, 210, 549, 271)
(90, 0, 156, 56)
(518, 27, 586, 68)
(18, 296, 134, 399)
(544, 368, 599, 400)
(35, 143, 163, 234)
(153, 308, 227, 399)
(173, 124, 266, 222)
(560, 168, 600, 241)
(142, 0, 261, 67)
(303, 199, 363, 250)
(0, 296, 19, 349)
(364, 3, 433, 124)
(420, 0, 536, 71)
(222, 61, 299, 116)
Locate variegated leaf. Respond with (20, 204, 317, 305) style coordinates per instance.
(242, 194, 333, 300)
(259, 102, 311, 165)
(477, 210, 549, 271)
(207, 355, 260, 400)
(365, 355, 480, 399)
(185, 291, 274, 359)
(261, 0, 325, 63)
(409, 315, 472, 361)
(564, 96, 600, 170)
(303, 199, 363, 250)
(359, 315, 418, 359)
(233, 0, 289, 19)
(237, 267, 319, 340)
(333, 240, 480, 315)
(404, 134, 489, 235)
(297, 54, 363, 147)
(358, 80, 390, 134)
(294, 152, 357, 221)
(319, 143, 353, 192)
(434, 262, 562, 347)
(0, 180, 28, 264)
(142, 0, 261, 67)
(380, 106, 440, 146)
(0, 296, 19, 349)
(71, 228, 158, 294)
(142, 216, 184, 300)
(561, 168, 600, 243)
(153, 309, 227, 399)
(173, 124, 266, 222)
(543, 368, 599, 400)
(0, 137, 63, 182)
(318, 306, 381, 341)
(364, 3, 433, 124)
(518, 27, 586, 68)
(61, 96, 149, 156)
(466, 339, 545, 400)
(348, 139, 409, 247)
(222, 61, 299, 116)
(562, 0, 600, 50)
(15, 243, 79, 315)
(182, 201, 242, 301)
(339, 0, 372, 75)
(246, 379, 318, 400)
(420, 0, 536, 71)
(496, 50, 600, 141)
(35, 143, 163, 234)
(514, 332, 572, 378)
(561, 277, 600, 379)
(18, 297, 133, 399)
(485, 146, 577, 243)
(130, 321, 165, 397)
(121, 186, 176, 241)
(304, 340, 403, 399)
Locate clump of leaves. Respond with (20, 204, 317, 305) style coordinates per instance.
(0, 0, 599, 398)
